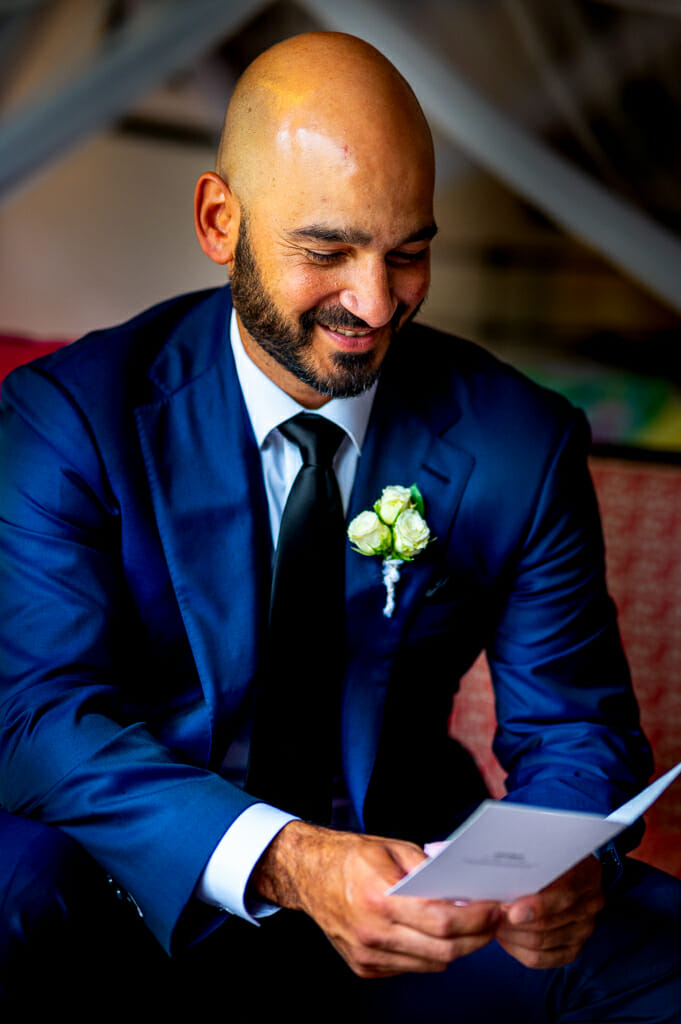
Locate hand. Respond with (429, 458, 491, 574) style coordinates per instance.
(496, 855, 604, 969)
(251, 821, 501, 978)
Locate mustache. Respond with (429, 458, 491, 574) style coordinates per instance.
(307, 304, 407, 332)
(309, 307, 372, 331)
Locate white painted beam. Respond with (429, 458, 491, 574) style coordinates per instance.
(302, 0, 681, 315)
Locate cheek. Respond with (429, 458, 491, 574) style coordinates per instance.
(396, 265, 430, 309)
(277, 267, 340, 313)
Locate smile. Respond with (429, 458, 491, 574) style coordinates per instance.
(319, 324, 379, 353)
(332, 327, 373, 338)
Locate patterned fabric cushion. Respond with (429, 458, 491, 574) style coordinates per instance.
(450, 456, 681, 878)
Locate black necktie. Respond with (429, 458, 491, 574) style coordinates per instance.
(247, 412, 347, 822)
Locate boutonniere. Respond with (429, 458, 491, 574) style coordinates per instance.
(347, 484, 431, 617)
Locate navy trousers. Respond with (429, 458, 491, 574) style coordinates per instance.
(2, 808, 680, 1022)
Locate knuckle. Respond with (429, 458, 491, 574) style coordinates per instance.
(430, 913, 455, 939)
(541, 929, 570, 951)
(539, 896, 566, 918)
(440, 938, 461, 962)
(348, 941, 382, 976)
(354, 923, 382, 949)
(546, 948, 577, 969)
(586, 893, 605, 916)
(364, 888, 388, 916)
(523, 948, 548, 970)
(446, 936, 484, 962)
(352, 960, 380, 979)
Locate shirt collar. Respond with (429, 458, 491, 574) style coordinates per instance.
(230, 307, 376, 453)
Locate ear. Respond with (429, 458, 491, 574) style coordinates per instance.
(194, 172, 240, 266)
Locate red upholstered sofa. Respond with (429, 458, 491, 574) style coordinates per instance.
(2, 333, 679, 876)
(0, 333, 71, 388)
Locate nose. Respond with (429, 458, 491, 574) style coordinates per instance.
(339, 260, 397, 328)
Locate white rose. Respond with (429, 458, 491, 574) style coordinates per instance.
(347, 510, 392, 556)
(375, 485, 413, 526)
(392, 507, 430, 559)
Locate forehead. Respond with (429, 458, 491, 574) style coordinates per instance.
(249, 121, 434, 245)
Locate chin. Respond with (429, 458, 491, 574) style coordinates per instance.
(306, 349, 384, 399)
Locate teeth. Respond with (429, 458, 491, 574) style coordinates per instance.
(332, 327, 371, 337)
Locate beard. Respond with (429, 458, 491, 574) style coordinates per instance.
(229, 217, 421, 398)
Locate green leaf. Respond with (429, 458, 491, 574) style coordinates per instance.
(410, 483, 425, 518)
(373, 498, 385, 523)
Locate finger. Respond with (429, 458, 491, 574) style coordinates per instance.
(384, 919, 498, 963)
(496, 940, 586, 970)
(497, 901, 599, 970)
(497, 914, 597, 954)
(505, 857, 603, 926)
(335, 918, 498, 979)
(388, 894, 502, 939)
(334, 941, 449, 980)
(505, 885, 604, 930)
(387, 839, 434, 876)
(496, 931, 592, 970)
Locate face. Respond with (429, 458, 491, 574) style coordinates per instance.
(230, 213, 425, 399)
(227, 121, 435, 406)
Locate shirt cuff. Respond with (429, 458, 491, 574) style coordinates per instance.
(195, 803, 298, 924)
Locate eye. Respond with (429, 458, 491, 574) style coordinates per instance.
(305, 249, 344, 265)
(387, 247, 429, 266)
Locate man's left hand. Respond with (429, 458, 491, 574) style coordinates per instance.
(495, 855, 605, 969)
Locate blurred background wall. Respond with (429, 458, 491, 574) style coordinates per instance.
(1, 0, 680, 454)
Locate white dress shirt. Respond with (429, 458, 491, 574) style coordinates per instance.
(196, 309, 376, 922)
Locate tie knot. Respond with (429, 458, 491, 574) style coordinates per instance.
(279, 413, 346, 468)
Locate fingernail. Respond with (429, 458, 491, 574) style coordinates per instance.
(511, 905, 535, 925)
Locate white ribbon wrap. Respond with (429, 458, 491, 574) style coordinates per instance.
(381, 558, 403, 618)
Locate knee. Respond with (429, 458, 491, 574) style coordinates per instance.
(615, 858, 681, 927)
(552, 860, 681, 1023)
(585, 857, 681, 985)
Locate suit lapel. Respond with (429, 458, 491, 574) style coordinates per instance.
(134, 298, 475, 816)
(343, 331, 475, 823)
(135, 289, 271, 764)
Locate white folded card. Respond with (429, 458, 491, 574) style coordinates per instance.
(388, 761, 681, 902)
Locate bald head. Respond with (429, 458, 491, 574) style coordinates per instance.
(195, 32, 435, 407)
(217, 32, 434, 207)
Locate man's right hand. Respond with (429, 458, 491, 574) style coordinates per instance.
(250, 820, 500, 978)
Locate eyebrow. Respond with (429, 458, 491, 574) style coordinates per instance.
(288, 222, 439, 247)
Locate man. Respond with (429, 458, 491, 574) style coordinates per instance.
(0, 32, 679, 1021)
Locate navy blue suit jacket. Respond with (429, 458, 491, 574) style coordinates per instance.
(0, 286, 652, 953)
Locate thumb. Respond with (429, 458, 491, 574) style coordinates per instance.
(385, 838, 429, 879)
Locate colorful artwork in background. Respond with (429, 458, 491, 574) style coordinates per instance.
(520, 357, 681, 455)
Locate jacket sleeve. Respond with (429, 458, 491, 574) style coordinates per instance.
(486, 411, 653, 823)
(0, 365, 256, 954)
